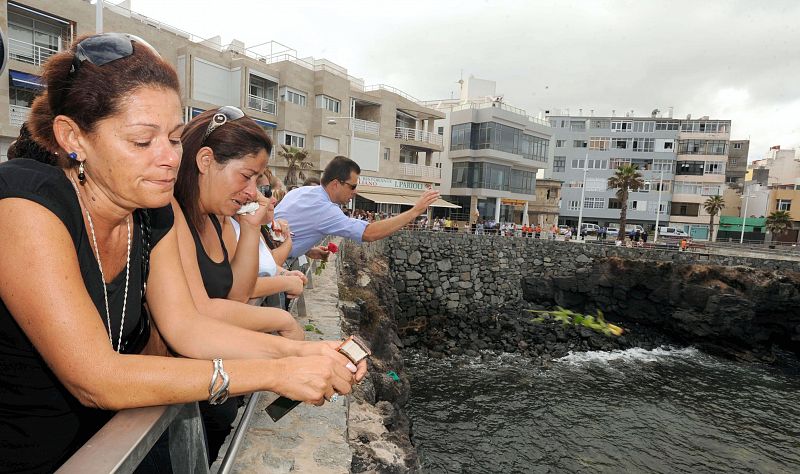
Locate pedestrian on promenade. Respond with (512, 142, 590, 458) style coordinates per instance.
(0, 34, 366, 472)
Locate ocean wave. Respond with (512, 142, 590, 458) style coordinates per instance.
(555, 346, 699, 365)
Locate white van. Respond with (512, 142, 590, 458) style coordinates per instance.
(659, 226, 689, 238)
(580, 223, 601, 235)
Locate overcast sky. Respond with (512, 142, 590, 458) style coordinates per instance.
(119, 0, 800, 162)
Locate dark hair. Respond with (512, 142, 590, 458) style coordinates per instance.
(302, 176, 321, 186)
(175, 109, 273, 231)
(321, 155, 361, 186)
(7, 123, 57, 164)
(27, 33, 180, 166)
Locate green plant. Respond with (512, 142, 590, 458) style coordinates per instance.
(703, 195, 725, 241)
(607, 165, 645, 241)
(766, 210, 792, 238)
(278, 145, 314, 187)
(303, 324, 323, 335)
(527, 307, 624, 337)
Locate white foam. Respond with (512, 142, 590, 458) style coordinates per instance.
(556, 346, 699, 365)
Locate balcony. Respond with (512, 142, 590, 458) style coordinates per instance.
(8, 38, 59, 66)
(395, 126, 443, 147)
(399, 162, 441, 179)
(247, 94, 277, 115)
(351, 118, 379, 136)
(9, 105, 31, 127)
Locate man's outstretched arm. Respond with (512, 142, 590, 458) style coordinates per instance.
(361, 190, 440, 242)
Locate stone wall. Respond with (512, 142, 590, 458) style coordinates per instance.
(388, 232, 800, 357)
(389, 232, 799, 318)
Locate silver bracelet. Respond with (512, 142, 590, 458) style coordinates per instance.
(208, 358, 230, 405)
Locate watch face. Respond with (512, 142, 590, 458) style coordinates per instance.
(338, 336, 371, 364)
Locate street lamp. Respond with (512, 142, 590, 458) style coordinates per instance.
(576, 119, 590, 240)
(740, 194, 755, 244)
(653, 164, 666, 243)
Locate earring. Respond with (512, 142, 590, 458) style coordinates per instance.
(78, 161, 86, 184)
(68, 152, 78, 160)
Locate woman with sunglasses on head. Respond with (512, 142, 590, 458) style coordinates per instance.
(0, 34, 365, 473)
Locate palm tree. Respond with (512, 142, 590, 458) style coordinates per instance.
(766, 210, 792, 240)
(278, 145, 313, 187)
(703, 195, 725, 241)
(607, 164, 645, 241)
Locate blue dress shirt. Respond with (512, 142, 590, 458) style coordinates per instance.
(275, 185, 368, 257)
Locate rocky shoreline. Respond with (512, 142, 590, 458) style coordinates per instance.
(338, 237, 800, 473)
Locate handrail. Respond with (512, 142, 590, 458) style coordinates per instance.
(216, 392, 261, 474)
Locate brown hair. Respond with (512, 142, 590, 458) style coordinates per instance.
(321, 155, 360, 186)
(27, 33, 180, 166)
(175, 109, 273, 231)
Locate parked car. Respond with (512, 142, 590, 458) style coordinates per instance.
(658, 226, 689, 238)
(607, 224, 644, 238)
(558, 225, 571, 235)
(580, 223, 601, 235)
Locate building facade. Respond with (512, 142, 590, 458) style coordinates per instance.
(428, 77, 554, 225)
(546, 111, 731, 240)
(1, 0, 449, 208)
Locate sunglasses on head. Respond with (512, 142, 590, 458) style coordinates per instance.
(257, 184, 273, 198)
(202, 106, 246, 142)
(70, 33, 159, 75)
(338, 179, 357, 190)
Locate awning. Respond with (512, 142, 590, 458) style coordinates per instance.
(428, 198, 461, 209)
(358, 192, 414, 205)
(9, 71, 43, 90)
(253, 118, 277, 128)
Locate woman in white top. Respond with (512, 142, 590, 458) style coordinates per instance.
(226, 172, 306, 304)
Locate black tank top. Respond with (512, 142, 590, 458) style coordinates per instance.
(187, 214, 234, 299)
(0, 159, 174, 473)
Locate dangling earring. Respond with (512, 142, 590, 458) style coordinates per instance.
(78, 161, 86, 184)
(68, 152, 78, 160)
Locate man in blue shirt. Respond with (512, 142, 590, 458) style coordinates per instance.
(275, 156, 439, 259)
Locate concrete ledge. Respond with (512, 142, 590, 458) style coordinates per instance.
(229, 250, 350, 473)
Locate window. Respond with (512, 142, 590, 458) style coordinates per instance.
(729, 158, 737, 165)
(733, 143, 742, 149)
(556, 140, 566, 147)
(632, 121, 655, 133)
(569, 200, 580, 211)
(613, 138, 630, 149)
(313, 135, 339, 153)
(571, 159, 585, 169)
(590, 119, 610, 129)
(553, 156, 566, 173)
(629, 200, 647, 211)
(608, 198, 622, 209)
(589, 137, 610, 150)
(704, 161, 725, 174)
(449, 121, 548, 161)
(584, 197, 605, 209)
(678, 140, 727, 155)
(573, 140, 587, 148)
(383, 147, 391, 161)
(611, 121, 632, 132)
(9, 84, 35, 107)
(570, 120, 586, 131)
(653, 159, 673, 172)
(632, 138, 655, 152)
(676, 161, 704, 175)
(283, 131, 305, 148)
(248, 75, 277, 114)
(656, 121, 679, 131)
(7, 8, 70, 66)
(317, 95, 341, 113)
(438, 126, 444, 135)
(662, 140, 674, 150)
(284, 88, 307, 106)
(399, 147, 418, 164)
(700, 184, 721, 196)
(778, 200, 792, 211)
(610, 158, 632, 169)
(587, 159, 607, 169)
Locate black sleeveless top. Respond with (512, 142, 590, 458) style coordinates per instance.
(186, 214, 233, 299)
(0, 159, 174, 473)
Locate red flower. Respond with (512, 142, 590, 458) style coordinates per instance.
(327, 242, 339, 254)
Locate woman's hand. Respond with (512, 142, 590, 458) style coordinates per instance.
(271, 355, 358, 405)
(283, 275, 305, 299)
(275, 219, 290, 237)
(298, 340, 368, 383)
(283, 269, 308, 285)
(238, 192, 271, 229)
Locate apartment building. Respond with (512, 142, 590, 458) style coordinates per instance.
(742, 146, 800, 242)
(1, 0, 450, 209)
(427, 77, 554, 224)
(546, 111, 731, 240)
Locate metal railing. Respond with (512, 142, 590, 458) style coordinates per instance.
(246, 94, 277, 115)
(395, 126, 444, 146)
(351, 118, 380, 135)
(449, 100, 551, 126)
(9, 105, 31, 127)
(8, 38, 59, 66)
(399, 162, 442, 179)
